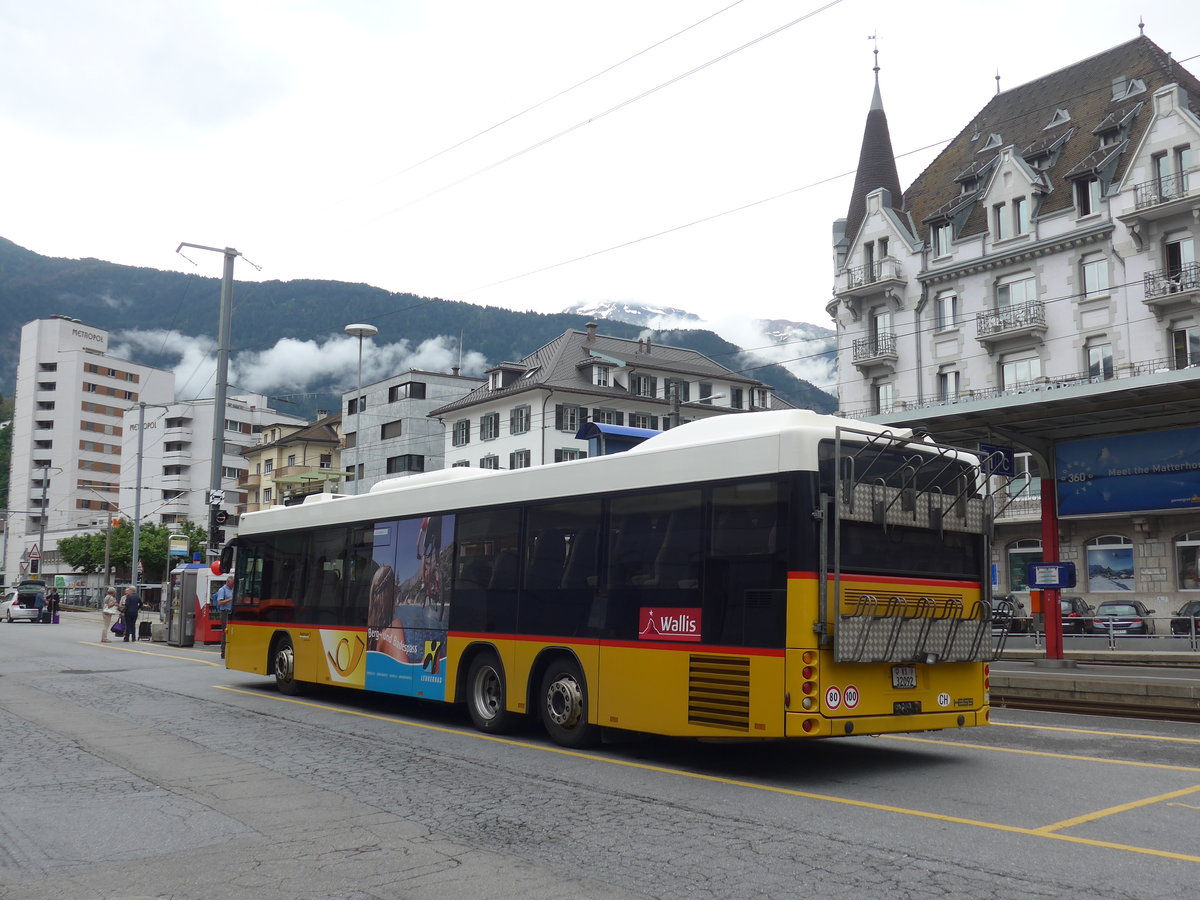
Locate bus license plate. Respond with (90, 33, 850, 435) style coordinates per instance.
(892, 665, 917, 689)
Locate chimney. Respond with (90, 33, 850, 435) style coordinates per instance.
(586, 322, 598, 343)
(644, 337, 652, 354)
(638, 338, 645, 353)
(316, 409, 328, 419)
(452, 366, 460, 376)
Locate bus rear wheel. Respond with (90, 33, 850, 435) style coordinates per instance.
(466, 651, 519, 733)
(273, 636, 306, 696)
(539, 657, 599, 748)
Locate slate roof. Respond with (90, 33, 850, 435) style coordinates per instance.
(243, 412, 342, 455)
(843, 77, 905, 246)
(903, 36, 1200, 241)
(428, 327, 773, 417)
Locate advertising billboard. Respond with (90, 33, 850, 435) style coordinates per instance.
(1056, 427, 1200, 516)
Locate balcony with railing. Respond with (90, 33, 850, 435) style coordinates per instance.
(851, 332, 898, 369)
(976, 300, 1047, 344)
(1133, 168, 1199, 211)
(836, 258, 906, 299)
(839, 351, 1198, 421)
(1143, 261, 1200, 311)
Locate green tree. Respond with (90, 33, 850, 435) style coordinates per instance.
(55, 519, 210, 583)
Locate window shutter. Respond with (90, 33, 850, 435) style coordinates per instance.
(555, 404, 564, 429)
(615, 411, 624, 425)
(650, 416, 659, 429)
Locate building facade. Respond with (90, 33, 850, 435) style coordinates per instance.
(5, 316, 174, 585)
(239, 413, 345, 513)
(125, 393, 308, 528)
(830, 36, 1200, 616)
(341, 368, 484, 493)
(428, 323, 785, 471)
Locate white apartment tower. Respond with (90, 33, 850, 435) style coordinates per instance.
(5, 316, 174, 584)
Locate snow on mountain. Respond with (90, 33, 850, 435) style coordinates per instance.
(561, 301, 837, 393)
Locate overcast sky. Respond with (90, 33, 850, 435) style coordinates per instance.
(3, 0, 1198, 342)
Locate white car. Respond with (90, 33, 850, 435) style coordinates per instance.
(2, 589, 42, 622)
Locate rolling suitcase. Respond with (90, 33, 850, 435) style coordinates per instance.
(138, 620, 152, 641)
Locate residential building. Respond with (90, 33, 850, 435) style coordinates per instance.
(240, 413, 344, 513)
(428, 323, 786, 470)
(123, 393, 308, 528)
(4, 315, 173, 585)
(341, 369, 484, 493)
(830, 36, 1200, 612)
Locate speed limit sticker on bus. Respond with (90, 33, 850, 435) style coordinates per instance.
(825, 686, 841, 709)
(843, 685, 860, 709)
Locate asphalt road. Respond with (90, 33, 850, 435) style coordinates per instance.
(1, 611, 1198, 899)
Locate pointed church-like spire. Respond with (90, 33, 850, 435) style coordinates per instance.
(842, 45, 904, 247)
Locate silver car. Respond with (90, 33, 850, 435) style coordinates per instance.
(2, 590, 42, 622)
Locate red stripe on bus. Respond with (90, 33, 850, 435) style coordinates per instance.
(448, 631, 785, 657)
(787, 571, 980, 589)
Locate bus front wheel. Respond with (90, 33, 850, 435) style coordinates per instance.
(273, 636, 306, 696)
(539, 658, 599, 748)
(466, 651, 519, 733)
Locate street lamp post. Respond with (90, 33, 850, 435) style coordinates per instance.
(344, 323, 378, 495)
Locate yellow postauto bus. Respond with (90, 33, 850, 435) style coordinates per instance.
(221, 410, 993, 747)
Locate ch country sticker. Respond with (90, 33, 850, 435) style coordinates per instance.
(638, 607, 702, 642)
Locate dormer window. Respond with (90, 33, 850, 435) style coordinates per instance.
(1099, 129, 1120, 148)
(489, 371, 502, 390)
(593, 364, 612, 387)
(1075, 177, 1101, 216)
(979, 133, 1003, 152)
(1044, 108, 1070, 130)
(932, 221, 953, 258)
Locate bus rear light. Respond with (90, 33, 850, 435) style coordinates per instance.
(801, 681, 816, 695)
(801, 666, 814, 679)
(802, 650, 816, 664)
(801, 718, 817, 733)
(801, 696, 815, 710)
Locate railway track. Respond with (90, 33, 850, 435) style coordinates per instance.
(990, 692, 1200, 723)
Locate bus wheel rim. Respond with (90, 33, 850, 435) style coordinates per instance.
(545, 675, 583, 728)
(275, 645, 294, 682)
(473, 666, 502, 719)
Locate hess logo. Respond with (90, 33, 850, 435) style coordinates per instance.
(638, 608, 702, 642)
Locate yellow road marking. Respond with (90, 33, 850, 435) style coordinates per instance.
(886, 734, 1200, 774)
(81, 640, 225, 667)
(214, 685, 1200, 864)
(1037, 785, 1200, 833)
(994, 720, 1200, 745)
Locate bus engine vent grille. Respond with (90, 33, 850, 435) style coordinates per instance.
(688, 655, 751, 731)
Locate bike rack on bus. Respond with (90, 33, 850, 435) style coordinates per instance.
(824, 425, 996, 664)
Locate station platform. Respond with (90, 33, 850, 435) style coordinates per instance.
(990, 658, 1200, 719)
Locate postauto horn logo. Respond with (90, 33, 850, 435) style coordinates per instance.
(638, 607, 702, 642)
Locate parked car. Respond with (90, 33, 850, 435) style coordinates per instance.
(991, 593, 1030, 634)
(1091, 599, 1158, 635)
(1170, 600, 1200, 635)
(2, 590, 42, 623)
(1060, 596, 1096, 634)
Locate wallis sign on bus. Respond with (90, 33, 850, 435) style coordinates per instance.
(638, 607, 702, 642)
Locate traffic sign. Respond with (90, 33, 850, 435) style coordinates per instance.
(28, 543, 40, 559)
(214, 509, 228, 525)
(208, 489, 225, 506)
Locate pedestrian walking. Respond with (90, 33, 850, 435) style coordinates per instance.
(121, 586, 141, 643)
(100, 588, 119, 643)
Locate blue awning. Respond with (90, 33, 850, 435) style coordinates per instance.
(574, 422, 660, 455)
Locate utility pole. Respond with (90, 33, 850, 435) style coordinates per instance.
(177, 243, 241, 555)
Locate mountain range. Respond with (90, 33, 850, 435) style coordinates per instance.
(0, 237, 837, 419)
